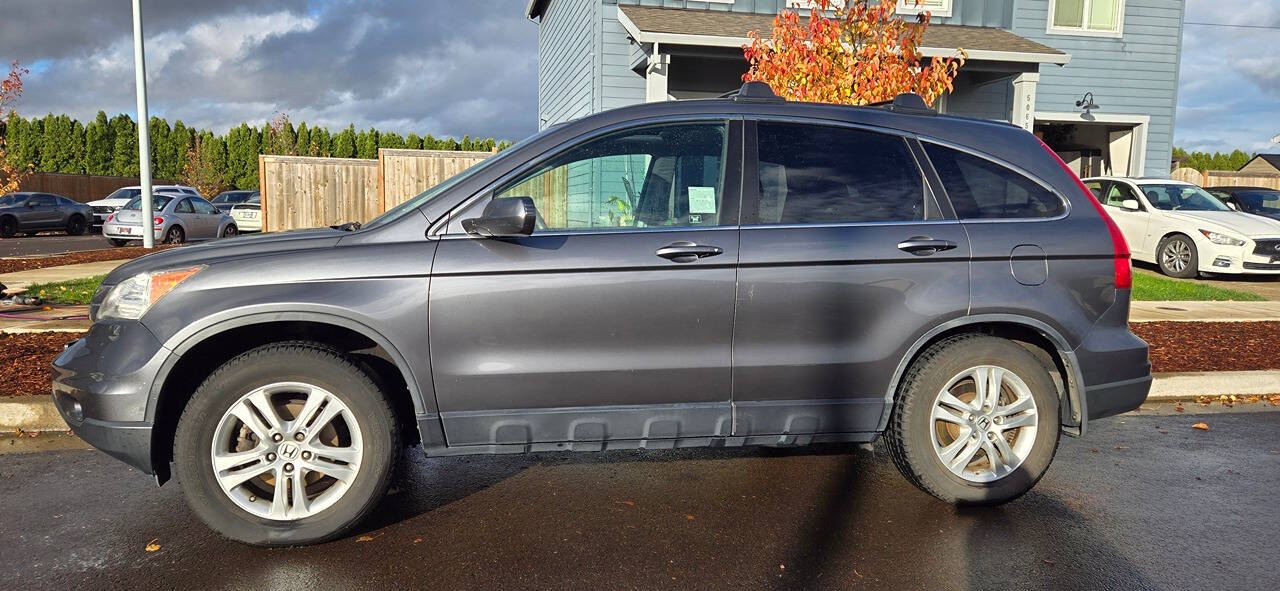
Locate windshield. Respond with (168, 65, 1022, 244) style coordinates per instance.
(123, 195, 175, 211)
(1141, 184, 1232, 212)
(213, 192, 252, 204)
(105, 188, 143, 201)
(1235, 191, 1280, 216)
(361, 132, 541, 230)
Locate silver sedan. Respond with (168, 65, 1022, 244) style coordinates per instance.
(102, 193, 238, 246)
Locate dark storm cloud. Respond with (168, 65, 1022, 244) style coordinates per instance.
(0, 0, 539, 141)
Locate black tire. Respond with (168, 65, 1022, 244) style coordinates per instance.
(1156, 234, 1198, 278)
(222, 224, 238, 239)
(0, 216, 15, 238)
(886, 334, 1061, 505)
(66, 215, 86, 236)
(164, 225, 185, 244)
(108, 238, 130, 247)
(174, 342, 399, 546)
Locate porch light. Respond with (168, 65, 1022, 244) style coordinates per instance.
(1075, 92, 1101, 114)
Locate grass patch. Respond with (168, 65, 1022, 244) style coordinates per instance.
(23, 275, 106, 305)
(1132, 272, 1266, 301)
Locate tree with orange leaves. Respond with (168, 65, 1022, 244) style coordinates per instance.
(1, 60, 32, 194)
(743, 0, 964, 107)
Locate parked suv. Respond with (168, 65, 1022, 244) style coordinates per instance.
(53, 84, 1150, 546)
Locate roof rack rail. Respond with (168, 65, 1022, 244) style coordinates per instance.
(721, 81, 784, 102)
(869, 93, 937, 116)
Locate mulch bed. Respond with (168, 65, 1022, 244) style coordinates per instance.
(2, 322, 1277, 397)
(0, 245, 177, 275)
(1132, 321, 1280, 373)
(0, 332, 84, 397)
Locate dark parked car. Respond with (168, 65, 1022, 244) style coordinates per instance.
(1207, 186, 1280, 221)
(0, 192, 93, 237)
(209, 190, 260, 213)
(53, 83, 1150, 546)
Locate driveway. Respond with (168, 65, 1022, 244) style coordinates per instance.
(1, 403, 1276, 590)
(0, 234, 110, 258)
(1135, 262, 1280, 300)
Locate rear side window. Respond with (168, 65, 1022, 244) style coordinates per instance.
(924, 143, 1065, 219)
(753, 122, 931, 224)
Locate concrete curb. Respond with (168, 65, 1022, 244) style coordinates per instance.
(4, 369, 1277, 435)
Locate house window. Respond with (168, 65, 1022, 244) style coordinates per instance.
(896, 0, 952, 19)
(1049, 0, 1124, 36)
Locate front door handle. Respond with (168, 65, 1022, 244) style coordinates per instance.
(897, 236, 958, 256)
(656, 241, 723, 263)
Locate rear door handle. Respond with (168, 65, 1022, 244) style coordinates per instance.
(897, 237, 958, 256)
(656, 241, 723, 263)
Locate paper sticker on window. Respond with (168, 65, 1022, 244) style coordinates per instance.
(688, 186, 717, 214)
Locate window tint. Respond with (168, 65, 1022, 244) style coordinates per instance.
(192, 199, 218, 214)
(1236, 191, 1280, 216)
(175, 198, 195, 213)
(924, 143, 1065, 219)
(753, 122, 930, 224)
(29, 195, 56, 206)
(1083, 180, 1104, 200)
(494, 123, 729, 232)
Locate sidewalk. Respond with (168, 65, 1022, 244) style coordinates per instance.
(0, 305, 90, 333)
(0, 260, 125, 292)
(1130, 301, 1280, 322)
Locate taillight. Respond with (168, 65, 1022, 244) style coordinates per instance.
(1037, 139, 1132, 289)
(106, 213, 114, 223)
(154, 217, 165, 225)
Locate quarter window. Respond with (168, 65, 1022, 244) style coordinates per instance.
(1049, 0, 1124, 35)
(175, 199, 195, 213)
(924, 143, 1066, 219)
(493, 123, 729, 232)
(752, 122, 932, 225)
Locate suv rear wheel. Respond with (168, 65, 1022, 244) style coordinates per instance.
(174, 342, 399, 546)
(887, 334, 1060, 505)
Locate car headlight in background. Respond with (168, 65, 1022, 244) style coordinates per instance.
(1199, 229, 1246, 246)
(97, 266, 204, 320)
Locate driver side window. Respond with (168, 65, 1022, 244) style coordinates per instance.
(491, 122, 729, 232)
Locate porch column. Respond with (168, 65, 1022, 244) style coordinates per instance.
(1011, 72, 1039, 131)
(645, 52, 670, 102)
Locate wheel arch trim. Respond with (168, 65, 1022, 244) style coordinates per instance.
(878, 314, 1088, 436)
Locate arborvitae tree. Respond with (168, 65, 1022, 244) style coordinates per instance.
(294, 122, 310, 156)
(378, 131, 405, 150)
(225, 123, 260, 189)
(83, 112, 113, 175)
(110, 115, 139, 177)
(39, 114, 77, 173)
(70, 120, 86, 174)
(17, 116, 42, 169)
(147, 116, 172, 178)
(331, 125, 356, 158)
(420, 134, 437, 150)
(460, 135, 472, 151)
(169, 120, 193, 177)
(309, 126, 331, 157)
(404, 133, 423, 150)
(279, 119, 297, 155)
(355, 127, 378, 159)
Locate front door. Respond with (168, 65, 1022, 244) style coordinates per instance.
(1099, 181, 1152, 256)
(430, 121, 742, 448)
(24, 194, 62, 229)
(732, 121, 971, 438)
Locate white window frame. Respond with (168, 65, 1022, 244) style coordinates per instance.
(1046, 0, 1125, 39)
(896, 0, 953, 19)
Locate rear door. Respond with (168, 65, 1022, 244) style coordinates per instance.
(429, 120, 742, 447)
(732, 120, 971, 438)
(1099, 181, 1153, 256)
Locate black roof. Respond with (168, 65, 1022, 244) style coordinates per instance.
(1207, 186, 1280, 193)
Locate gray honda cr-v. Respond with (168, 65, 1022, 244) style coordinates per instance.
(53, 83, 1150, 546)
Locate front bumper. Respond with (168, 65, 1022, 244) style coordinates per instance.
(51, 320, 170, 474)
(1196, 237, 1280, 274)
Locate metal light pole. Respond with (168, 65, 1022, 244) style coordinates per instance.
(131, 0, 154, 248)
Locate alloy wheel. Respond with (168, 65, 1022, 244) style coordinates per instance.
(929, 365, 1039, 483)
(209, 382, 364, 521)
(1161, 240, 1192, 273)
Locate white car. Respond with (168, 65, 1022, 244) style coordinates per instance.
(228, 193, 261, 232)
(87, 184, 201, 227)
(1084, 177, 1280, 277)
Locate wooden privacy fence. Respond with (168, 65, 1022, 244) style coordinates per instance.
(259, 149, 495, 232)
(17, 172, 178, 203)
(1170, 168, 1280, 190)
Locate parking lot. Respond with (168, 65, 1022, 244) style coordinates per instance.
(0, 233, 113, 258)
(2, 403, 1276, 590)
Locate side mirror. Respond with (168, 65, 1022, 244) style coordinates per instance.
(462, 196, 536, 238)
(1120, 199, 1141, 211)
(1226, 202, 1239, 211)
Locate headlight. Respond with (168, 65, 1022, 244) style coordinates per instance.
(97, 266, 204, 320)
(1199, 229, 1246, 247)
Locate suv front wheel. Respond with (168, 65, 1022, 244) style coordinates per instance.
(174, 342, 399, 546)
(887, 334, 1060, 505)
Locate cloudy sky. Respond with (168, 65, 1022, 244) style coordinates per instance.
(0, 0, 1277, 152)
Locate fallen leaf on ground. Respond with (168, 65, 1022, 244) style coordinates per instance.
(684, 514, 696, 521)
(355, 533, 383, 543)
(616, 500, 636, 507)
(144, 539, 160, 552)
(1192, 422, 1209, 431)
(1174, 403, 1184, 413)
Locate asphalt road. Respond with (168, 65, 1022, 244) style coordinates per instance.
(2, 404, 1277, 590)
(0, 233, 111, 258)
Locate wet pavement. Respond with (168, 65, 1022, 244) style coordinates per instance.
(2, 404, 1277, 590)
